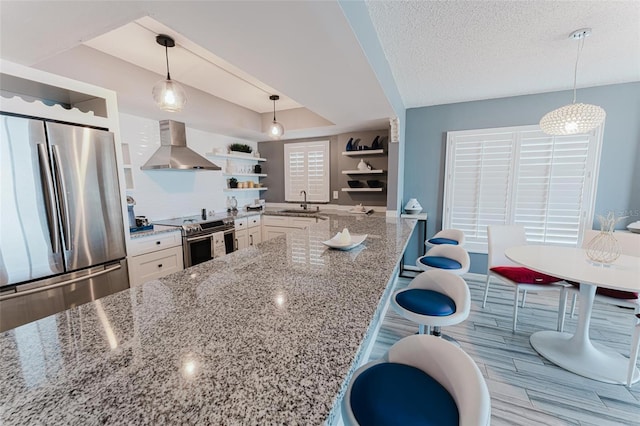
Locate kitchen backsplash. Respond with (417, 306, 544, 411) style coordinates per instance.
(119, 113, 258, 221)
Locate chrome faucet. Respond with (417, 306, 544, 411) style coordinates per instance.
(300, 190, 308, 210)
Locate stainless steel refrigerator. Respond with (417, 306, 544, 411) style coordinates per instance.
(0, 113, 129, 332)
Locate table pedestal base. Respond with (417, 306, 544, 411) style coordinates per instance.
(530, 330, 639, 384)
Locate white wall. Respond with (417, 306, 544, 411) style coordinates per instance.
(120, 113, 258, 221)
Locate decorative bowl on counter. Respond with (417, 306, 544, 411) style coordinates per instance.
(347, 180, 363, 188)
(627, 221, 640, 234)
(404, 208, 422, 215)
(322, 234, 368, 250)
(366, 180, 384, 188)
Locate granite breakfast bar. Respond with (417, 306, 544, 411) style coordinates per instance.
(0, 212, 416, 425)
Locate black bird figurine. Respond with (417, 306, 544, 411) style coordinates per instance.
(371, 135, 380, 149)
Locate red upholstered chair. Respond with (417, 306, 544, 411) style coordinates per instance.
(482, 225, 568, 332)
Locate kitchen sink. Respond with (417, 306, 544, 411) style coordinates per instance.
(278, 208, 320, 215)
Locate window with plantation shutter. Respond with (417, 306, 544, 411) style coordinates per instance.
(443, 125, 602, 253)
(284, 140, 330, 202)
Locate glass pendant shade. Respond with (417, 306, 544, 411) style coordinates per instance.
(539, 102, 606, 135)
(269, 120, 284, 140)
(539, 28, 606, 136)
(268, 95, 284, 140)
(152, 78, 187, 112)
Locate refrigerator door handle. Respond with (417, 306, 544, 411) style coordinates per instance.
(0, 263, 122, 301)
(37, 143, 61, 254)
(51, 145, 72, 251)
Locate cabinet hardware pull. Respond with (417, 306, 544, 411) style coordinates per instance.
(156, 241, 161, 245)
(158, 264, 163, 268)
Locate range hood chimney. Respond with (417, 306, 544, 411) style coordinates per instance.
(141, 120, 221, 170)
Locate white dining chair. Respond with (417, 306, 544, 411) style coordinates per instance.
(342, 334, 491, 426)
(483, 224, 567, 332)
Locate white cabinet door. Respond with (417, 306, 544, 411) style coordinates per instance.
(290, 217, 316, 229)
(263, 226, 290, 241)
(129, 246, 183, 287)
(248, 228, 262, 246)
(236, 229, 249, 250)
(247, 215, 262, 228)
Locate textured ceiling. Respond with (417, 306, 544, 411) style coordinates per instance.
(1, 0, 639, 139)
(366, 0, 640, 108)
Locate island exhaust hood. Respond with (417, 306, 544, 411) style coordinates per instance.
(141, 120, 221, 170)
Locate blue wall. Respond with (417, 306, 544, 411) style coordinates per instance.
(403, 82, 640, 274)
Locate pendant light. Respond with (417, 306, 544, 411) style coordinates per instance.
(268, 95, 284, 140)
(539, 28, 605, 135)
(152, 35, 187, 112)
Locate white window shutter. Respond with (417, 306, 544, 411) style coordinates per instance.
(443, 125, 601, 253)
(284, 140, 330, 202)
(514, 130, 591, 246)
(445, 132, 514, 252)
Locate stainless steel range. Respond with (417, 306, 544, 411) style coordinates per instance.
(154, 215, 236, 267)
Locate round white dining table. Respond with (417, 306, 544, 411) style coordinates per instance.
(505, 245, 640, 384)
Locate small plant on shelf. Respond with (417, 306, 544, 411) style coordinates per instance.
(229, 143, 253, 154)
(228, 177, 238, 188)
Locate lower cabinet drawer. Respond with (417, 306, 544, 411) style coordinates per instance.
(129, 246, 184, 287)
(129, 231, 181, 256)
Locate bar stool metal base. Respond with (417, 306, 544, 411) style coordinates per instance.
(417, 325, 461, 347)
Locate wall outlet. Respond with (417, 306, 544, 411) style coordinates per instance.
(333, 190, 339, 199)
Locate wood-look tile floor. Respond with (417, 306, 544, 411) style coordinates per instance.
(369, 275, 640, 425)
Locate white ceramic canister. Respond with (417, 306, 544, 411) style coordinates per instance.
(404, 198, 422, 214)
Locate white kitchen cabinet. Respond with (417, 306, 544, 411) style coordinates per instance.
(235, 229, 249, 250)
(235, 217, 248, 231)
(128, 231, 183, 286)
(248, 228, 262, 246)
(235, 215, 261, 250)
(289, 217, 316, 229)
(248, 215, 262, 228)
(263, 226, 293, 241)
(261, 215, 318, 241)
(129, 246, 183, 287)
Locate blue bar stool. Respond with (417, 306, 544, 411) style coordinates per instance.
(342, 334, 491, 426)
(392, 269, 470, 344)
(425, 228, 465, 250)
(416, 244, 470, 276)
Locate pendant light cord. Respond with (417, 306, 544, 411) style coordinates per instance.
(571, 35, 585, 104)
(273, 98, 276, 121)
(165, 43, 171, 80)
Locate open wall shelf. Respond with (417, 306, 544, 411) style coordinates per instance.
(341, 188, 384, 192)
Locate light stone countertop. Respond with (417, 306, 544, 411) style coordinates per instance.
(0, 212, 416, 425)
(129, 227, 181, 239)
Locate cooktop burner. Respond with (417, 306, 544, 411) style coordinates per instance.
(153, 214, 234, 235)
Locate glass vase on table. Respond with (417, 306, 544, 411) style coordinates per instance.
(585, 212, 626, 265)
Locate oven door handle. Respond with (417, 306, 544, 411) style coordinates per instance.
(185, 234, 214, 243)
